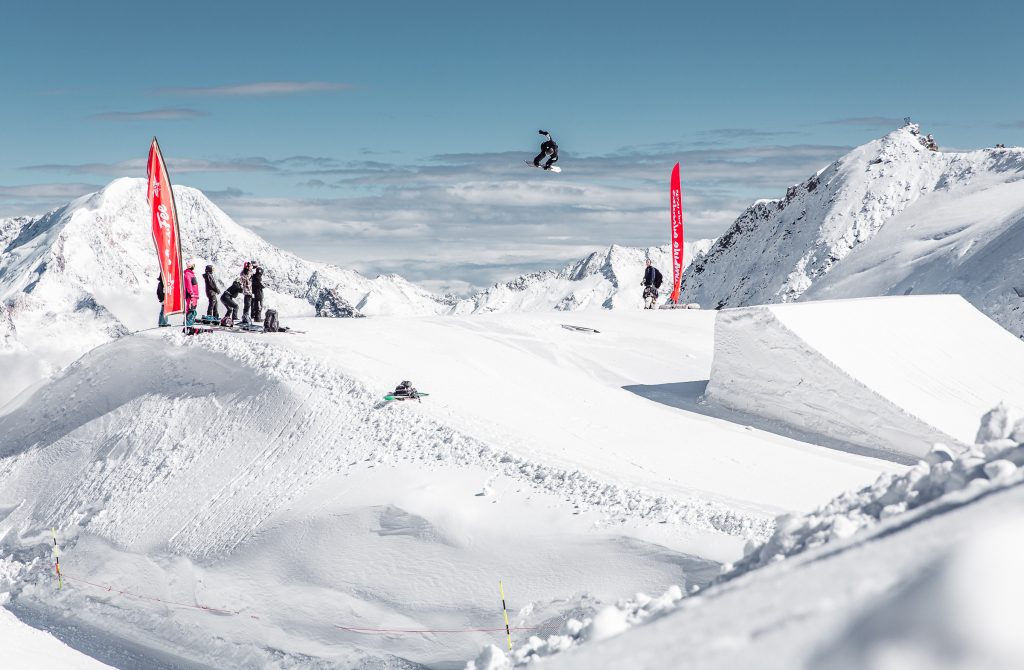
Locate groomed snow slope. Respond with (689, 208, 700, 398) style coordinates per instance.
(705, 295, 1024, 458)
(0, 310, 899, 668)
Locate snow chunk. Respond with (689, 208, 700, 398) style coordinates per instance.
(733, 403, 1024, 575)
(465, 645, 510, 670)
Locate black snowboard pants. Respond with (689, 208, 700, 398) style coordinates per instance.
(533, 149, 559, 168)
(251, 294, 263, 322)
(221, 293, 239, 320)
(206, 291, 220, 317)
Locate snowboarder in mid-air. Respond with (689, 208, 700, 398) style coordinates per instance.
(531, 130, 560, 171)
(641, 259, 663, 310)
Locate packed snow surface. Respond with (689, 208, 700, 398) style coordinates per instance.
(0, 310, 898, 668)
(706, 295, 1024, 457)
(519, 405, 1024, 670)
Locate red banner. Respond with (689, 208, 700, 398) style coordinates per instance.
(669, 162, 684, 303)
(147, 138, 184, 316)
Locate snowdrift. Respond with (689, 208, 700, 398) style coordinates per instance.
(705, 295, 1024, 458)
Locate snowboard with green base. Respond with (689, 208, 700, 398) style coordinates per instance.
(383, 392, 429, 402)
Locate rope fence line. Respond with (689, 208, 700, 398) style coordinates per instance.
(335, 623, 562, 635)
(62, 573, 246, 617)
(58, 572, 564, 638)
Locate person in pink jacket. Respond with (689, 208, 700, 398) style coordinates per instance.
(183, 262, 200, 325)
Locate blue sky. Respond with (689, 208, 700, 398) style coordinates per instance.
(3, 0, 1023, 292)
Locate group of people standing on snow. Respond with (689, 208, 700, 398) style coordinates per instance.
(158, 260, 265, 327)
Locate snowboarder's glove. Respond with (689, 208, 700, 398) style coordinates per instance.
(538, 130, 548, 135)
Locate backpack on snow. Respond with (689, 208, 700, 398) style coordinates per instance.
(263, 309, 279, 333)
(653, 269, 663, 289)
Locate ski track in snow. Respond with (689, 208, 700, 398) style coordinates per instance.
(181, 332, 774, 551)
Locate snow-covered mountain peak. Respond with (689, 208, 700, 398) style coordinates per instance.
(0, 177, 454, 406)
(683, 127, 1024, 318)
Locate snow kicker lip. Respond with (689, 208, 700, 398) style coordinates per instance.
(706, 295, 1024, 458)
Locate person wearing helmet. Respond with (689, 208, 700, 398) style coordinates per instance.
(532, 130, 559, 170)
(203, 265, 220, 318)
(183, 262, 200, 325)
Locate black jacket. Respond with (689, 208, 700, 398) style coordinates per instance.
(252, 269, 264, 299)
(203, 267, 219, 295)
(157, 275, 165, 302)
(223, 279, 243, 298)
(643, 266, 664, 289)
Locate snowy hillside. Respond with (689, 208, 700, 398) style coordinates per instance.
(0, 309, 899, 669)
(0, 175, 712, 410)
(0, 178, 454, 407)
(681, 125, 1024, 333)
(461, 240, 714, 313)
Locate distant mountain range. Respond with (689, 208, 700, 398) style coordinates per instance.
(682, 124, 1024, 334)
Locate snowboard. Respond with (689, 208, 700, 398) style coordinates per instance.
(561, 324, 600, 334)
(383, 392, 430, 402)
(524, 160, 561, 173)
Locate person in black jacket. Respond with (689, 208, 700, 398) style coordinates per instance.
(220, 278, 242, 321)
(156, 272, 169, 326)
(532, 130, 559, 170)
(203, 265, 220, 318)
(250, 265, 264, 322)
(641, 260, 663, 310)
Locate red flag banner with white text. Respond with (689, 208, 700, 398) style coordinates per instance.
(147, 138, 184, 316)
(669, 162, 684, 303)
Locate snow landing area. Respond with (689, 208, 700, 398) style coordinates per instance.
(706, 295, 1024, 458)
(0, 309, 899, 668)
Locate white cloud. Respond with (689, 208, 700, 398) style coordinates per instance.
(159, 81, 353, 96)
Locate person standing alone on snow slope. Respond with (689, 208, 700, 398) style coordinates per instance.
(533, 130, 559, 170)
(203, 265, 220, 318)
(183, 262, 200, 325)
(641, 259, 663, 310)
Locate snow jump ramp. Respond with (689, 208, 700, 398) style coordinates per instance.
(705, 295, 1024, 458)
